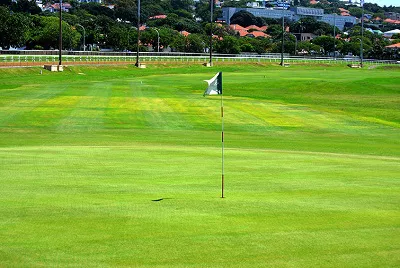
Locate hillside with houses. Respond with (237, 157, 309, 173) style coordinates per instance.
(0, 0, 399, 59)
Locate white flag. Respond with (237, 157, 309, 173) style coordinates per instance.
(203, 72, 222, 96)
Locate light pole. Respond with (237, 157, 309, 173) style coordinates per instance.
(280, 8, 285, 66)
(209, 0, 213, 66)
(360, 0, 364, 67)
(333, 13, 336, 59)
(135, 0, 140, 67)
(289, 33, 297, 55)
(59, 0, 62, 65)
(127, 26, 136, 51)
(153, 27, 160, 52)
(357, 38, 363, 65)
(77, 24, 85, 51)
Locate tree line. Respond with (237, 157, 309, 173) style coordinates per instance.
(0, 0, 399, 59)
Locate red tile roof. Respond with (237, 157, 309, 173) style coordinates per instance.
(385, 19, 400, 24)
(212, 35, 223, 41)
(149, 14, 167, 20)
(386, 43, 400, 48)
(230, 24, 269, 38)
(249, 31, 269, 38)
(237, 30, 248, 37)
(180, 31, 190, 37)
(230, 24, 246, 31)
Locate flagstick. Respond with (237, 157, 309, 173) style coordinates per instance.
(221, 84, 224, 198)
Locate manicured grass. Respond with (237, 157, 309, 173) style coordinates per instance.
(0, 63, 399, 267)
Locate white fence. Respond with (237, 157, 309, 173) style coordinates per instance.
(0, 52, 398, 67)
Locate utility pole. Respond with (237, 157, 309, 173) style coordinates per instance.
(77, 24, 85, 51)
(59, 0, 62, 65)
(360, 0, 364, 67)
(135, 0, 141, 67)
(209, 0, 213, 67)
(154, 28, 160, 52)
(280, 8, 285, 66)
(333, 13, 336, 59)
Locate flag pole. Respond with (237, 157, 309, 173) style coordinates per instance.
(203, 72, 224, 197)
(220, 73, 224, 198)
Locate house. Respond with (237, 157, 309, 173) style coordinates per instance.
(385, 43, 400, 49)
(384, 12, 400, 21)
(44, 3, 72, 12)
(339, 8, 350, 16)
(230, 24, 269, 38)
(247, 31, 269, 38)
(229, 24, 246, 31)
(149, 15, 167, 20)
(245, 25, 268, 31)
(299, 33, 317, 42)
(384, 19, 400, 25)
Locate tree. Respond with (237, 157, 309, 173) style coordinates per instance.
(271, 34, 297, 55)
(221, 0, 247, 8)
(195, 0, 221, 23)
(312, 35, 335, 55)
(349, 7, 363, 18)
(174, 18, 203, 33)
(0, 6, 30, 49)
(364, 3, 384, 14)
(186, 33, 205, 52)
(204, 23, 228, 38)
(157, 27, 179, 50)
(216, 36, 241, 54)
(266, 24, 283, 40)
(230, 10, 259, 27)
(292, 18, 336, 36)
(172, 9, 193, 20)
(170, 0, 194, 12)
(27, 16, 80, 50)
(107, 25, 129, 51)
(0, 0, 12, 6)
(367, 37, 390, 59)
(79, 3, 115, 18)
(297, 41, 321, 55)
(11, 0, 41, 15)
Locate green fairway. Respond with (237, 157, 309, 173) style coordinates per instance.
(0, 63, 399, 267)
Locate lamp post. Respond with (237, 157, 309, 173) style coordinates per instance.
(135, 0, 141, 67)
(360, 0, 364, 67)
(357, 38, 363, 65)
(209, 0, 213, 67)
(59, 0, 62, 65)
(153, 27, 160, 52)
(280, 8, 285, 66)
(127, 26, 136, 51)
(333, 13, 336, 59)
(288, 33, 297, 55)
(77, 24, 85, 51)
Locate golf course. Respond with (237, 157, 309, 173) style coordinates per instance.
(0, 63, 399, 267)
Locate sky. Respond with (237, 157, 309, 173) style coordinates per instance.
(363, 0, 399, 7)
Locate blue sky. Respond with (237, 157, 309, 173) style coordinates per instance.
(364, 0, 399, 7)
